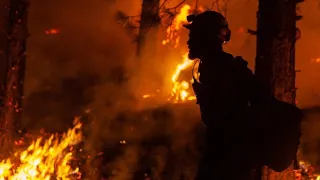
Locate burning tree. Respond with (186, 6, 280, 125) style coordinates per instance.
(115, 0, 192, 58)
(139, 4, 198, 103)
(253, 0, 304, 179)
(0, 0, 29, 157)
(115, 1, 200, 103)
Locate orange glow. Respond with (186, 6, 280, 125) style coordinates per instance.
(143, 4, 196, 103)
(45, 28, 59, 35)
(162, 4, 191, 48)
(168, 53, 195, 103)
(0, 118, 82, 179)
(163, 4, 196, 103)
(295, 161, 320, 180)
(310, 58, 320, 63)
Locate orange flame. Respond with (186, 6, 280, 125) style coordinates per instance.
(142, 4, 197, 103)
(0, 118, 82, 179)
(295, 160, 320, 180)
(162, 4, 191, 48)
(168, 53, 196, 102)
(163, 4, 196, 103)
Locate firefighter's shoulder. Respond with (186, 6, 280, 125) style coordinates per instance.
(221, 52, 247, 66)
(222, 53, 249, 69)
(234, 56, 249, 67)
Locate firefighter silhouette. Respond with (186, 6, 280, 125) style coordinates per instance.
(184, 11, 303, 180)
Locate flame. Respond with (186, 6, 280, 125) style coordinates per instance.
(163, 4, 196, 103)
(295, 160, 320, 180)
(142, 4, 197, 103)
(162, 4, 191, 48)
(142, 94, 152, 98)
(0, 118, 82, 179)
(168, 53, 196, 103)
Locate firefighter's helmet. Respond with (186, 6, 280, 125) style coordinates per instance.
(183, 11, 231, 42)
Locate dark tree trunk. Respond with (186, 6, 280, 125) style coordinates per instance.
(255, 0, 303, 179)
(136, 0, 160, 58)
(0, 0, 10, 106)
(0, 0, 29, 155)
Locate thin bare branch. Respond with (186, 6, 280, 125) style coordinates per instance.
(213, 0, 220, 12)
(165, 0, 187, 10)
(115, 0, 189, 38)
(222, 0, 230, 17)
(210, 0, 230, 17)
(159, 0, 169, 9)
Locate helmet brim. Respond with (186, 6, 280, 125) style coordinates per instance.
(183, 24, 192, 30)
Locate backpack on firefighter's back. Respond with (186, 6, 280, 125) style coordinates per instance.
(260, 98, 303, 172)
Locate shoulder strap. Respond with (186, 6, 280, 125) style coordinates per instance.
(192, 59, 201, 83)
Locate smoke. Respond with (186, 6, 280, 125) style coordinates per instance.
(299, 106, 320, 165)
(23, 0, 137, 130)
(21, 0, 203, 178)
(20, 0, 320, 179)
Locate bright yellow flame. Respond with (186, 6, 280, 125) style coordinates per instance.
(162, 4, 191, 48)
(162, 4, 196, 103)
(0, 118, 82, 180)
(142, 4, 197, 102)
(169, 53, 195, 103)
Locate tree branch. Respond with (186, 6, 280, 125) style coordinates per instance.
(115, 0, 188, 39)
(210, 0, 230, 17)
(165, 0, 187, 10)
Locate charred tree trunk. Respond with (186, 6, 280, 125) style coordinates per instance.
(0, 0, 10, 107)
(255, 0, 303, 179)
(136, 0, 160, 58)
(0, 0, 29, 155)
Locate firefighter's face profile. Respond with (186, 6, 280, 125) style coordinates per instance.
(187, 29, 223, 60)
(187, 30, 202, 60)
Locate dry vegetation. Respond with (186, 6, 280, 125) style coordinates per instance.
(0, 0, 319, 179)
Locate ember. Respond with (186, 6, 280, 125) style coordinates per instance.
(295, 161, 320, 180)
(311, 58, 320, 63)
(0, 118, 82, 179)
(45, 28, 59, 35)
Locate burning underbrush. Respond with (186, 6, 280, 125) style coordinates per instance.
(296, 161, 320, 180)
(0, 118, 82, 179)
(2, 2, 320, 179)
(296, 107, 320, 180)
